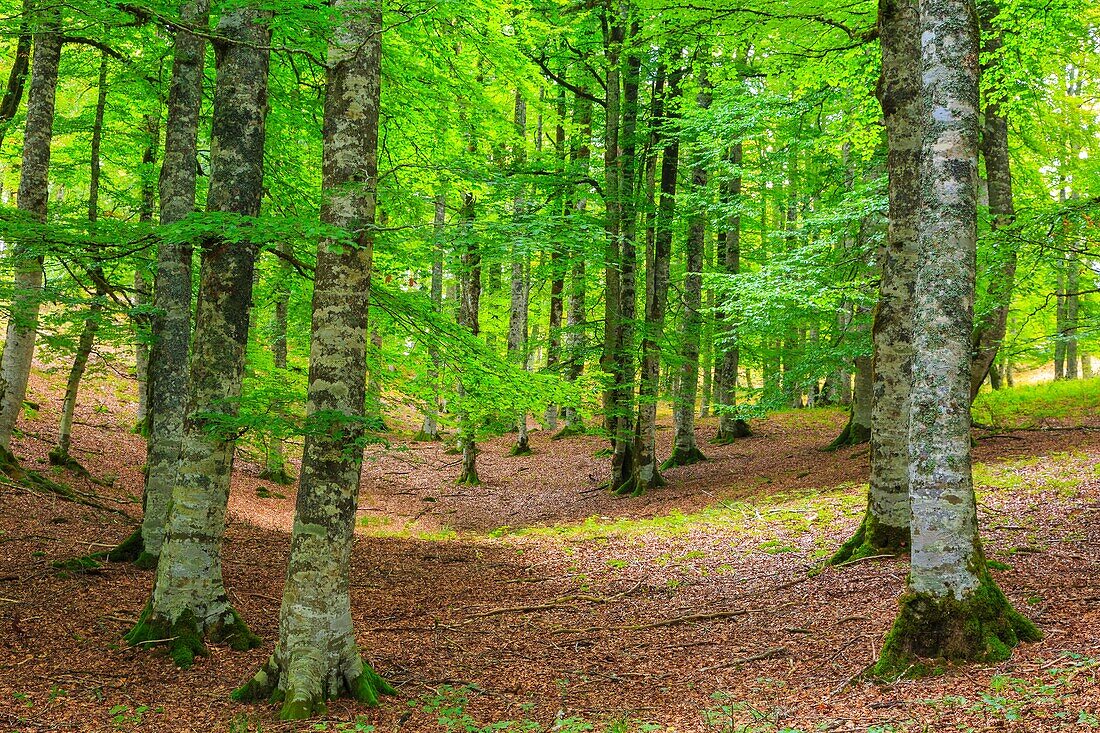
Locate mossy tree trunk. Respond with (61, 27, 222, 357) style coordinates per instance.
(0, 0, 32, 151)
(261, 241, 293, 484)
(456, 185, 481, 485)
(126, 7, 271, 666)
(713, 142, 751, 444)
(235, 8, 393, 715)
(667, 66, 710, 470)
(544, 87, 567, 432)
(133, 114, 158, 432)
(874, 0, 1038, 676)
(629, 65, 679, 495)
(0, 10, 60, 452)
(508, 90, 531, 456)
(137, 0, 209, 565)
(831, 0, 920, 564)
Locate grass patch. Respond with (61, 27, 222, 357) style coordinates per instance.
(973, 377, 1100, 429)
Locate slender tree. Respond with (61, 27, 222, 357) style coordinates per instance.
(125, 6, 272, 665)
(415, 189, 446, 441)
(508, 89, 532, 455)
(874, 0, 1039, 675)
(0, 6, 61, 455)
(831, 0, 920, 563)
(667, 61, 710, 469)
(630, 64, 681, 495)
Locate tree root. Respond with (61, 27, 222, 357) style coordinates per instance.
(412, 430, 441, 442)
(551, 423, 587, 440)
(125, 603, 260, 669)
(508, 441, 532, 457)
(822, 413, 870, 452)
(233, 653, 396, 720)
(661, 445, 707, 470)
(829, 511, 909, 566)
(712, 420, 752, 445)
(873, 569, 1041, 679)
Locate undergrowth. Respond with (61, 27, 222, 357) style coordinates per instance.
(973, 377, 1100, 429)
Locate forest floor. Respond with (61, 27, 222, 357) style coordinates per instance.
(1, 365, 1099, 732)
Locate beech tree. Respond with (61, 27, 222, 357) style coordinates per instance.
(874, 0, 1039, 674)
(125, 6, 272, 666)
(235, 1, 394, 716)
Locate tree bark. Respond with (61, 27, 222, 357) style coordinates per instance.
(0, 8, 60, 452)
(667, 64, 710, 469)
(714, 143, 752, 443)
(0, 0, 32, 150)
(456, 183, 481, 484)
(968, 2, 1017, 399)
(831, 0, 920, 563)
(52, 53, 109, 468)
(875, 0, 1038, 675)
(627, 64, 678, 495)
(137, 0, 210, 565)
(235, 6, 393, 716)
(126, 6, 271, 666)
(508, 90, 531, 456)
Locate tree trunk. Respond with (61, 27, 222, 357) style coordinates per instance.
(1064, 253, 1079, 379)
(416, 190, 446, 441)
(667, 65, 709, 469)
(261, 241, 293, 484)
(508, 90, 531, 456)
(52, 53, 109, 468)
(126, 7, 271, 666)
(456, 184, 481, 484)
(627, 64, 677, 495)
(874, 0, 1038, 675)
(0, 0, 32, 150)
(608, 27, 642, 493)
(133, 113, 159, 431)
(714, 143, 752, 443)
(0, 10, 60, 452)
(235, 8, 394, 715)
(558, 88, 592, 437)
(135, 0, 210, 566)
(545, 86, 567, 430)
(968, 4, 1017, 400)
(831, 0, 920, 564)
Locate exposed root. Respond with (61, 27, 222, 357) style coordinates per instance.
(125, 603, 260, 669)
(712, 419, 752, 445)
(661, 445, 707, 470)
(258, 465, 293, 485)
(829, 510, 909, 566)
(234, 653, 396, 720)
(508, 441, 532, 457)
(412, 430, 441, 442)
(873, 568, 1041, 679)
(551, 423, 587, 440)
(822, 412, 871, 452)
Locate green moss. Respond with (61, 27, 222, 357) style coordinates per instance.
(660, 445, 707, 470)
(52, 555, 102, 576)
(412, 430, 441, 442)
(349, 663, 397, 707)
(125, 604, 259, 669)
(712, 419, 752, 445)
(551, 423, 586, 440)
(829, 508, 908, 565)
(873, 567, 1041, 680)
(508, 442, 532, 457)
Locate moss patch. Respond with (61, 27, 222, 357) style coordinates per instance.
(125, 603, 260, 669)
(873, 569, 1041, 680)
(660, 445, 707, 470)
(829, 510, 909, 565)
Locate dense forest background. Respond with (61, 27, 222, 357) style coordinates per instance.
(0, 0, 1099, 729)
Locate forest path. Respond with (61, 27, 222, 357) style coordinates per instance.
(1, 367, 1099, 731)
